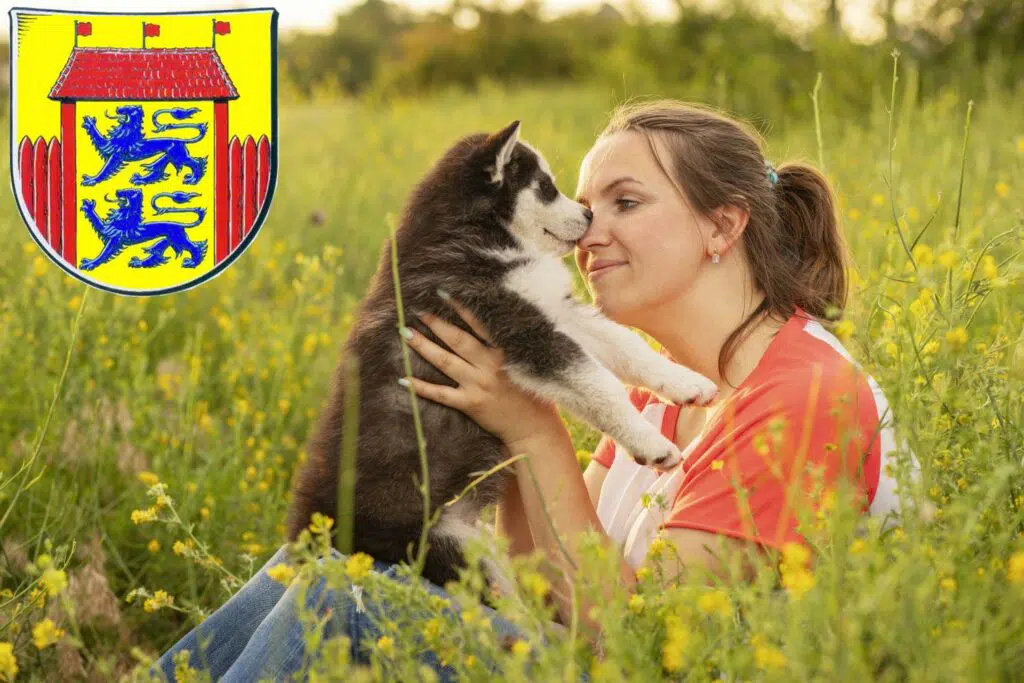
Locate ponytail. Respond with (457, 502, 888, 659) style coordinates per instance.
(774, 163, 849, 320)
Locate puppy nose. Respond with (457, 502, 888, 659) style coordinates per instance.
(582, 207, 593, 224)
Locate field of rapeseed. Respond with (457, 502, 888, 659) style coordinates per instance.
(1, 60, 1022, 680)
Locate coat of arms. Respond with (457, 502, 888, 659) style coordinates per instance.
(9, 7, 278, 295)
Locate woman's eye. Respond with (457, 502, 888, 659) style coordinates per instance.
(616, 198, 638, 210)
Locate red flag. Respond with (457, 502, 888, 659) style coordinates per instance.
(214, 20, 231, 35)
(143, 23, 160, 37)
(76, 21, 92, 36)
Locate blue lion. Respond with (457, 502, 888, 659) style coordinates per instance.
(81, 105, 208, 187)
(79, 190, 208, 271)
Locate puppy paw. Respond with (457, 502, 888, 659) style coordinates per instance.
(624, 428, 683, 470)
(653, 368, 719, 407)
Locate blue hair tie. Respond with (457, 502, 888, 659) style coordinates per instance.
(765, 160, 779, 187)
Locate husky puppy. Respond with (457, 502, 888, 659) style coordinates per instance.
(287, 121, 718, 590)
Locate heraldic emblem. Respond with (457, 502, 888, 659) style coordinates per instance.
(9, 7, 278, 295)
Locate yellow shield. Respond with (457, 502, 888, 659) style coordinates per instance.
(9, 7, 278, 295)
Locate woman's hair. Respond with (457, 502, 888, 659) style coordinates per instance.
(598, 100, 850, 388)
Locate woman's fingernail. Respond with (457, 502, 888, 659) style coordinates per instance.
(398, 377, 410, 388)
(399, 326, 414, 340)
(436, 288, 451, 302)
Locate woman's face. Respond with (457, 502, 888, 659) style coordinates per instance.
(574, 130, 714, 328)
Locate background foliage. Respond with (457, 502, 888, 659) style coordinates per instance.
(0, 0, 1022, 680)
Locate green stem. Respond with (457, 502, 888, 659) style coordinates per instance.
(811, 71, 825, 170)
(388, 221, 435, 576)
(0, 288, 88, 533)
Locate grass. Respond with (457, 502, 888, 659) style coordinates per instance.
(0, 63, 1022, 681)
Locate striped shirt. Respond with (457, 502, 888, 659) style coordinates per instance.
(593, 306, 917, 569)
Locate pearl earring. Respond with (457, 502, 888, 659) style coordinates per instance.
(712, 251, 720, 264)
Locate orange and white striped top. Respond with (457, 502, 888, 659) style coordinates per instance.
(592, 307, 917, 568)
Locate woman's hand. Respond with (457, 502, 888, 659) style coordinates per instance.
(398, 291, 562, 447)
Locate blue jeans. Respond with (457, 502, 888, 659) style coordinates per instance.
(150, 544, 539, 682)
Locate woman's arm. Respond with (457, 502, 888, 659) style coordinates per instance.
(495, 452, 535, 557)
(497, 444, 610, 558)
(504, 417, 637, 640)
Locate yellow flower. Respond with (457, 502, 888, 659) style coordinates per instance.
(781, 542, 811, 568)
(147, 539, 161, 554)
(576, 449, 592, 468)
(945, 327, 968, 350)
(422, 616, 444, 641)
(937, 249, 957, 269)
(981, 254, 998, 280)
(267, 564, 296, 586)
(1007, 552, 1024, 584)
(461, 605, 489, 629)
(138, 471, 160, 487)
(200, 507, 211, 520)
(521, 570, 550, 599)
(940, 577, 956, 592)
(376, 635, 394, 656)
(511, 640, 531, 658)
(661, 615, 689, 673)
(752, 634, 787, 670)
(1018, 136, 1024, 154)
(697, 590, 733, 619)
(994, 182, 1009, 198)
(40, 564, 68, 597)
(309, 513, 334, 537)
(32, 618, 64, 650)
(834, 319, 855, 341)
(635, 566, 651, 582)
(647, 536, 666, 560)
(782, 567, 816, 599)
(345, 552, 374, 582)
(710, 459, 724, 471)
(847, 208, 861, 221)
(0, 641, 17, 680)
(912, 244, 934, 268)
(850, 539, 866, 554)
(871, 193, 885, 207)
(33, 255, 48, 277)
(131, 507, 158, 524)
(173, 540, 193, 556)
(628, 594, 645, 614)
(143, 590, 174, 613)
(67, 295, 82, 311)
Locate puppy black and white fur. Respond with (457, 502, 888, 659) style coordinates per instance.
(287, 121, 718, 591)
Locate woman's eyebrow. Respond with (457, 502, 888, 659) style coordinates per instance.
(575, 176, 640, 203)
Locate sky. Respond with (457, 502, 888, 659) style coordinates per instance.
(1, 0, 889, 42)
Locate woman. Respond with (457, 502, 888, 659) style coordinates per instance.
(152, 100, 908, 681)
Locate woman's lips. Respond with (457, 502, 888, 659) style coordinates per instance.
(589, 263, 624, 280)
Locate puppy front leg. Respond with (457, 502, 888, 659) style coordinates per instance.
(506, 356, 683, 470)
(565, 306, 718, 406)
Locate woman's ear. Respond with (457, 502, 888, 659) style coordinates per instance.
(710, 204, 750, 255)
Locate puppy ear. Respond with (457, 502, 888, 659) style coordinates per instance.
(483, 120, 520, 185)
